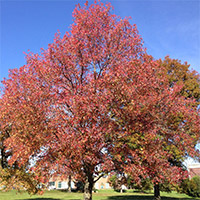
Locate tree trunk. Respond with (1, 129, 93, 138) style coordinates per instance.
(154, 183, 161, 200)
(84, 176, 93, 200)
(1, 147, 5, 168)
(68, 175, 71, 193)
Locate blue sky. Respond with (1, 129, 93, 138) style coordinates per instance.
(1, 0, 200, 83)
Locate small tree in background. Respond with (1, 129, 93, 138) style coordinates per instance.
(157, 56, 200, 104)
(179, 176, 200, 197)
(108, 174, 119, 191)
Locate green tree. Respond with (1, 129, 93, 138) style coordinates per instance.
(179, 176, 200, 197)
(157, 56, 200, 104)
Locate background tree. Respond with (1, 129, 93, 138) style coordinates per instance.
(179, 176, 200, 198)
(157, 56, 200, 104)
(156, 56, 200, 198)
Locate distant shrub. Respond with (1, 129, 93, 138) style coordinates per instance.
(179, 176, 200, 197)
(108, 174, 119, 191)
(75, 181, 84, 192)
(187, 176, 200, 197)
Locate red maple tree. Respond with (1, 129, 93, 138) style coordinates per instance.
(1, 1, 199, 200)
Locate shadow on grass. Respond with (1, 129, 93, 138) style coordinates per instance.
(107, 195, 194, 200)
(16, 198, 81, 200)
(57, 190, 83, 194)
(16, 198, 61, 200)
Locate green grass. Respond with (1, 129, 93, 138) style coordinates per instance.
(0, 189, 199, 200)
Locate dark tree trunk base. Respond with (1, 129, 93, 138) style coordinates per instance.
(154, 183, 161, 200)
(68, 175, 72, 193)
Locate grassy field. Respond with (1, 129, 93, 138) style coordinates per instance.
(0, 189, 199, 200)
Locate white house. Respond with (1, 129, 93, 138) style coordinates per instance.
(48, 176, 111, 190)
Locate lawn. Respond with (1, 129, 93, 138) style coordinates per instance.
(0, 190, 199, 200)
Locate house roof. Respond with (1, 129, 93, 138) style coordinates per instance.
(188, 164, 200, 178)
